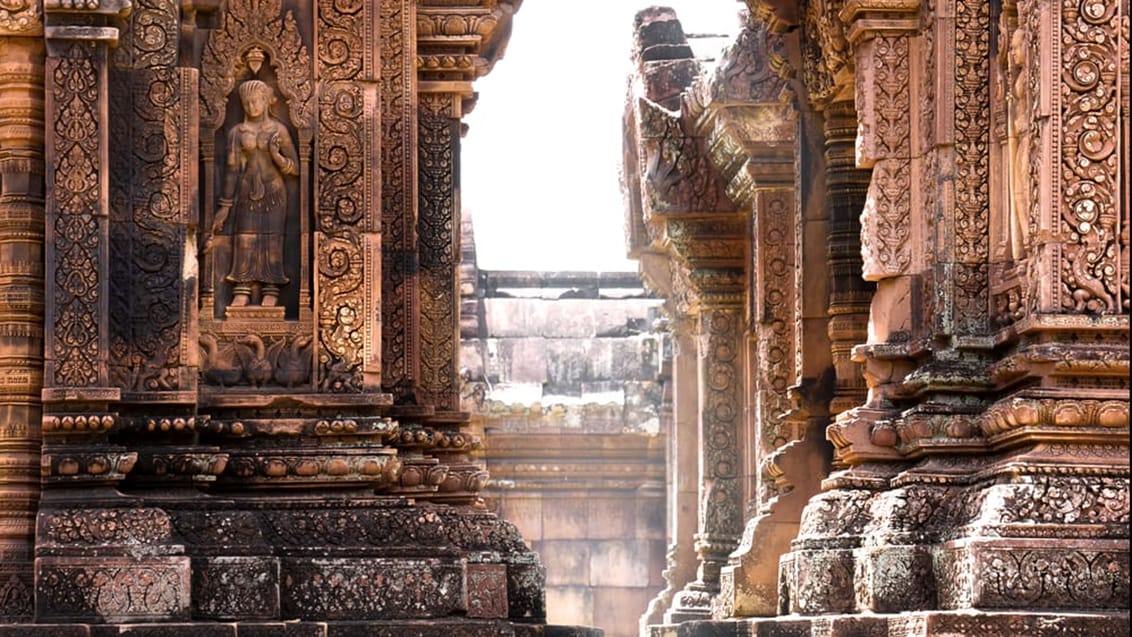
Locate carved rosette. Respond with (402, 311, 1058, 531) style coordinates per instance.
(752, 190, 799, 506)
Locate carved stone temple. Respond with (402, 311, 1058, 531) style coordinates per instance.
(622, 2, 1128, 636)
(0, 0, 604, 634)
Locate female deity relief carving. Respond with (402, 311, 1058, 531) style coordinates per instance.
(1006, 25, 1032, 261)
(209, 79, 298, 308)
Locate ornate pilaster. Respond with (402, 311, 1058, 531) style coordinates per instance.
(667, 279, 746, 621)
(42, 3, 125, 402)
(381, 0, 419, 403)
(416, 89, 463, 413)
(316, 0, 382, 393)
(0, 2, 43, 622)
(40, 0, 129, 495)
(36, 1, 193, 624)
(411, 0, 519, 508)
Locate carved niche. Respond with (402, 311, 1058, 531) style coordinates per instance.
(197, 0, 316, 392)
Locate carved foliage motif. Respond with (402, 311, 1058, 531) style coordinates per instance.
(417, 94, 459, 409)
(754, 192, 798, 505)
(976, 547, 1128, 609)
(465, 564, 508, 619)
(49, 41, 101, 387)
(109, 0, 188, 393)
(40, 509, 172, 546)
(1058, 0, 1125, 312)
(381, 0, 416, 396)
(859, 36, 912, 280)
(36, 562, 188, 620)
(952, 0, 992, 333)
(316, 0, 376, 392)
(998, 476, 1130, 526)
(857, 36, 912, 163)
(699, 308, 742, 538)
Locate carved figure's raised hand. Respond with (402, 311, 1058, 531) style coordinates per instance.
(269, 132, 297, 175)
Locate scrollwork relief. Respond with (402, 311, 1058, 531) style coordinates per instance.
(381, 0, 417, 397)
(418, 93, 459, 409)
(1058, 0, 1122, 313)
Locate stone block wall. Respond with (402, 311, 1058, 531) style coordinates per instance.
(459, 262, 667, 637)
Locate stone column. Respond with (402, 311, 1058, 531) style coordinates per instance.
(823, 100, 874, 420)
(718, 168, 813, 618)
(668, 277, 745, 621)
(0, 5, 44, 622)
(640, 315, 700, 630)
(776, 0, 896, 615)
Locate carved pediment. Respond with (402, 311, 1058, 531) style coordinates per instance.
(200, 0, 314, 132)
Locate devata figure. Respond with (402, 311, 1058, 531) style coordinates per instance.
(211, 79, 298, 307)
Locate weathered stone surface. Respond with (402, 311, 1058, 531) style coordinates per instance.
(35, 557, 191, 622)
(280, 558, 465, 620)
(192, 557, 280, 620)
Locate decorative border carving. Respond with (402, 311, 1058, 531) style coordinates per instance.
(417, 92, 459, 409)
(381, 0, 419, 399)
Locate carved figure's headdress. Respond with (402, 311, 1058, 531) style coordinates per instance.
(238, 79, 275, 105)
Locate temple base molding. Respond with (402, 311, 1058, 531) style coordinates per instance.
(651, 611, 1130, 637)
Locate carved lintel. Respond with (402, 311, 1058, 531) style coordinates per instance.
(44, 25, 120, 44)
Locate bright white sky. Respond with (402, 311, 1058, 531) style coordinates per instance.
(462, 1, 743, 272)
